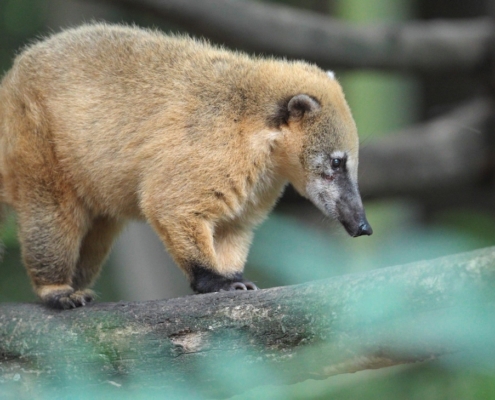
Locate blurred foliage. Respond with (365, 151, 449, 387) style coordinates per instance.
(247, 201, 495, 289)
(3, 363, 495, 400)
(235, 361, 495, 400)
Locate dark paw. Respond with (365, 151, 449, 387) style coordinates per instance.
(40, 286, 95, 310)
(190, 264, 258, 293)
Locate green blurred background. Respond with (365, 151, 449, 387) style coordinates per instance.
(1, 0, 495, 398)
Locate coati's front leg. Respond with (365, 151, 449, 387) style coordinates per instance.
(204, 224, 258, 292)
(149, 214, 258, 293)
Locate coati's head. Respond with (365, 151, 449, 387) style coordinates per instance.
(271, 70, 372, 238)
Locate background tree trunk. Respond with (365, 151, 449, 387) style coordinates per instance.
(92, 0, 494, 73)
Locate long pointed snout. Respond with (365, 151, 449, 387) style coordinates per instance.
(336, 183, 373, 238)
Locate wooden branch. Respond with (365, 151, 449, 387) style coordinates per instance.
(2, 246, 495, 397)
(359, 97, 493, 198)
(91, 0, 494, 73)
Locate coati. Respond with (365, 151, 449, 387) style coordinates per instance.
(0, 24, 372, 309)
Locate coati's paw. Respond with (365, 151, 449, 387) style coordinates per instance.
(45, 289, 95, 309)
(37, 285, 95, 309)
(190, 265, 258, 293)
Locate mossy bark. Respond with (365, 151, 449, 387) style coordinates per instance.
(1, 247, 495, 397)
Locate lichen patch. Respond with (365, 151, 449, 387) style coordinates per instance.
(170, 331, 207, 354)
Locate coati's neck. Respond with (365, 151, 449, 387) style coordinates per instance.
(239, 59, 329, 197)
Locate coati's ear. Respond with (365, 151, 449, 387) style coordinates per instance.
(287, 94, 321, 121)
(268, 94, 321, 127)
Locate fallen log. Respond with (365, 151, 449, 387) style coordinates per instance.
(1, 246, 495, 398)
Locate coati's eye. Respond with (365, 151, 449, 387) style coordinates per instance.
(331, 158, 342, 170)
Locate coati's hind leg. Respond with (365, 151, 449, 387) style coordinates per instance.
(72, 216, 125, 292)
(16, 189, 91, 309)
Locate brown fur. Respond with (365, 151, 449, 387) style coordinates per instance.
(0, 24, 366, 308)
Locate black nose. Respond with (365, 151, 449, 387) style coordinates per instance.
(354, 222, 373, 237)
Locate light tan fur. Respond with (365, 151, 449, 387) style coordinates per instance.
(0, 24, 366, 308)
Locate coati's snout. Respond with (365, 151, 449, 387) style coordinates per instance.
(305, 151, 372, 238)
(335, 185, 373, 237)
(353, 218, 373, 237)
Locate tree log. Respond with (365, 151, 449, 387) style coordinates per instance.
(1, 246, 495, 397)
(92, 0, 494, 73)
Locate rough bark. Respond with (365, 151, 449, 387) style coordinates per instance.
(92, 0, 494, 73)
(1, 246, 495, 397)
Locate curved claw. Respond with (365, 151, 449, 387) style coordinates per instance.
(190, 264, 260, 293)
(244, 282, 259, 290)
(229, 281, 258, 291)
(231, 282, 248, 291)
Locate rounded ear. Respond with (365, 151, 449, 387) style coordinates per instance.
(267, 94, 321, 127)
(287, 94, 321, 121)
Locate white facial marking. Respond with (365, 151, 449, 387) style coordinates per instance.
(346, 156, 356, 172)
(327, 70, 335, 80)
(330, 151, 345, 159)
(306, 177, 339, 218)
